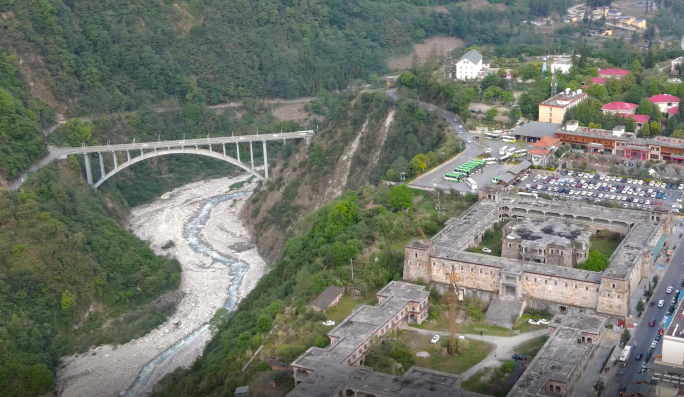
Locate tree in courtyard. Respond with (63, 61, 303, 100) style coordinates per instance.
(579, 250, 609, 272)
(636, 299, 645, 317)
(594, 377, 605, 396)
(621, 328, 631, 347)
(485, 108, 498, 121)
(388, 185, 414, 211)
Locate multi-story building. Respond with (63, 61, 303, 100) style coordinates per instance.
(291, 281, 429, 385)
(555, 121, 684, 161)
(404, 188, 669, 326)
(649, 94, 680, 113)
(538, 90, 589, 124)
(508, 314, 607, 396)
(455, 49, 483, 80)
(550, 57, 573, 74)
(601, 102, 638, 115)
(501, 219, 592, 268)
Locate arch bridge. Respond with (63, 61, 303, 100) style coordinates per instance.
(55, 131, 313, 188)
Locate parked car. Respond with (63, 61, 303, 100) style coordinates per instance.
(667, 286, 673, 294)
(323, 320, 335, 326)
(539, 319, 550, 325)
(528, 319, 540, 325)
(484, 148, 492, 153)
(658, 300, 665, 307)
(512, 354, 527, 361)
(431, 335, 440, 344)
(482, 247, 492, 253)
(635, 352, 643, 360)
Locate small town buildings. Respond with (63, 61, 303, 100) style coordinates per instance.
(598, 68, 630, 79)
(508, 314, 608, 396)
(291, 281, 429, 385)
(649, 94, 680, 113)
(668, 106, 680, 117)
(606, 9, 621, 19)
(628, 114, 650, 131)
(538, 90, 589, 124)
(455, 49, 483, 80)
(550, 57, 573, 74)
(309, 286, 344, 312)
(498, 161, 532, 186)
(589, 76, 606, 85)
(601, 102, 638, 115)
(528, 135, 561, 166)
(234, 386, 250, 397)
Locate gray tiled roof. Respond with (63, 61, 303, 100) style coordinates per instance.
(458, 49, 482, 65)
(309, 286, 344, 310)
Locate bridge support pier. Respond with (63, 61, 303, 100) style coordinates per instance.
(112, 152, 118, 169)
(236, 143, 240, 163)
(222, 144, 226, 157)
(250, 142, 254, 170)
(263, 141, 268, 179)
(140, 149, 143, 156)
(98, 152, 105, 179)
(83, 154, 93, 185)
(126, 151, 131, 162)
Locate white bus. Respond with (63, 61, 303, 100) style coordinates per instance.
(485, 133, 499, 140)
(484, 158, 497, 165)
(517, 192, 538, 198)
(514, 149, 528, 157)
(499, 146, 509, 155)
(466, 177, 477, 190)
(501, 135, 517, 143)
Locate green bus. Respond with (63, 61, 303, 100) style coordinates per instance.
(444, 172, 466, 182)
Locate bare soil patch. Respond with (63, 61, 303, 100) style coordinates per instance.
(387, 37, 465, 70)
(462, 0, 507, 11)
(613, 0, 653, 17)
(432, 5, 449, 13)
(272, 104, 310, 123)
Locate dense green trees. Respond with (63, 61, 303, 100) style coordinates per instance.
(0, 164, 181, 396)
(579, 250, 610, 272)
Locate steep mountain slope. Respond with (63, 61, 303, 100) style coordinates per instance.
(243, 91, 458, 261)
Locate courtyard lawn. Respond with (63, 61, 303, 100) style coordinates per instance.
(468, 222, 506, 257)
(590, 234, 623, 258)
(400, 331, 495, 375)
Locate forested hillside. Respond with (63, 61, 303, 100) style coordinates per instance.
(242, 90, 463, 260)
(1, 0, 575, 119)
(0, 163, 181, 397)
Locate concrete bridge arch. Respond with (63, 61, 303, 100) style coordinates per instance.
(93, 148, 262, 188)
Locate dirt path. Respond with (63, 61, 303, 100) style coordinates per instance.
(401, 325, 549, 385)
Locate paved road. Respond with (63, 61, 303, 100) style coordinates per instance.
(386, 89, 530, 193)
(604, 234, 684, 395)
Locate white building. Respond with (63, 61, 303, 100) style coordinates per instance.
(550, 57, 573, 74)
(455, 49, 483, 80)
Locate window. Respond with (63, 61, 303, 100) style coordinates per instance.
(508, 243, 512, 247)
(545, 280, 548, 284)
(550, 249, 554, 254)
(471, 267, 474, 273)
(480, 269, 483, 274)
(586, 286, 588, 290)
(565, 283, 568, 287)
(534, 278, 537, 283)
(560, 251, 564, 256)
(415, 253, 418, 258)
(611, 283, 615, 288)
(575, 284, 577, 289)
(526, 276, 529, 281)
(554, 281, 558, 286)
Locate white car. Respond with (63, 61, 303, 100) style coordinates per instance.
(431, 335, 440, 344)
(581, 191, 587, 196)
(528, 319, 540, 325)
(627, 179, 633, 184)
(639, 191, 645, 197)
(485, 148, 492, 153)
(645, 200, 651, 205)
(610, 195, 616, 200)
(323, 320, 336, 326)
(679, 184, 684, 190)
(599, 175, 605, 180)
(658, 300, 665, 308)
(482, 247, 492, 253)
(539, 319, 550, 325)
(598, 193, 604, 198)
(466, 139, 472, 143)
(522, 173, 529, 180)
(667, 286, 674, 294)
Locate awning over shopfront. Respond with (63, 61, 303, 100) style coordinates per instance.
(669, 154, 684, 160)
(652, 234, 668, 258)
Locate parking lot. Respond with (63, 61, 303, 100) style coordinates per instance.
(522, 171, 684, 212)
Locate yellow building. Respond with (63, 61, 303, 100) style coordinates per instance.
(538, 90, 589, 124)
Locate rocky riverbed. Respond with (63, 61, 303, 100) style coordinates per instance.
(54, 175, 266, 397)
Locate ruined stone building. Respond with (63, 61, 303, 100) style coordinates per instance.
(404, 185, 670, 326)
(501, 219, 591, 267)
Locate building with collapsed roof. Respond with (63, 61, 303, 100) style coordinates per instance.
(404, 185, 670, 326)
(507, 313, 607, 396)
(501, 219, 592, 267)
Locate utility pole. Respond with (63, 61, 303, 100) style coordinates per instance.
(350, 258, 354, 280)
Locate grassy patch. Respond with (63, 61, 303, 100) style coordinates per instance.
(399, 331, 494, 375)
(229, 180, 247, 190)
(513, 335, 549, 358)
(466, 221, 508, 257)
(513, 314, 553, 333)
(324, 295, 375, 324)
(460, 323, 518, 337)
(461, 365, 514, 397)
(590, 232, 623, 258)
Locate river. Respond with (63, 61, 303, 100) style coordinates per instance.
(54, 175, 266, 397)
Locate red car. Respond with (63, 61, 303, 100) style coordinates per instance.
(649, 318, 656, 327)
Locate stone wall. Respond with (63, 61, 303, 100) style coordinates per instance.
(595, 277, 629, 317)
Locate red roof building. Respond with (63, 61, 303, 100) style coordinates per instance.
(530, 135, 562, 149)
(649, 94, 680, 113)
(668, 106, 680, 116)
(598, 69, 630, 79)
(601, 102, 638, 114)
(590, 77, 606, 85)
(627, 114, 650, 125)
